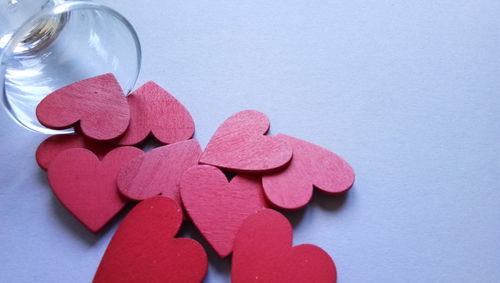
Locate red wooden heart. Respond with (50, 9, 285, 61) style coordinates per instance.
(263, 134, 355, 209)
(117, 139, 202, 204)
(199, 110, 293, 173)
(47, 146, 142, 232)
(180, 165, 268, 258)
(232, 209, 337, 283)
(36, 73, 130, 140)
(93, 196, 207, 283)
(36, 133, 116, 170)
(117, 81, 195, 145)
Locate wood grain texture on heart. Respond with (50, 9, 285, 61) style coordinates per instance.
(262, 134, 354, 209)
(117, 139, 202, 204)
(199, 110, 293, 173)
(36, 73, 130, 140)
(36, 133, 117, 170)
(93, 196, 207, 283)
(47, 146, 142, 232)
(180, 165, 268, 258)
(117, 81, 195, 145)
(232, 209, 337, 283)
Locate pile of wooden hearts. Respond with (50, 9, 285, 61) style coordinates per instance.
(36, 74, 355, 283)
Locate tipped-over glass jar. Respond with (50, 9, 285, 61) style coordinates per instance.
(0, 0, 141, 133)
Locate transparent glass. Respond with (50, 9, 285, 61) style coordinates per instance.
(0, 0, 141, 134)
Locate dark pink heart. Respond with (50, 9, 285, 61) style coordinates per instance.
(118, 81, 195, 145)
(200, 110, 293, 173)
(93, 196, 208, 283)
(117, 139, 202, 204)
(180, 165, 268, 257)
(36, 133, 116, 170)
(232, 209, 337, 282)
(263, 134, 354, 209)
(48, 146, 142, 232)
(36, 73, 130, 140)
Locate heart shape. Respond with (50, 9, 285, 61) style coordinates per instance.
(36, 133, 116, 170)
(117, 81, 195, 145)
(47, 146, 142, 232)
(199, 110, 293, 173)
(36, 73, 130, 140)
(117, 139, 202, 204)
(180, 165, 268, 258)
(93, 196, 207, 283)
(262, 134, 355, 209)
(232, 209, 337, 283)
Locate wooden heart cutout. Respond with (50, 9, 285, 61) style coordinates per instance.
(36, 133, 116, 170)
(180, 165, 268, 258)
(47, 146, 142, 232)
(93, 196, 207, 283)
(199, 110, 293, 173)
(36, 73, 130, 140)
(232, 209, 337, 283)
(262, 134, 354, 209)
(117, 139, 202, 204)
(117, 81, 195, 145)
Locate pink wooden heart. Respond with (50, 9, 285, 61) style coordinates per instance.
(93, 196, 207, 283)
(262, 134, 354, 209)
(36, 133, 116, 170)
(180, 165, 268, 258)
(117, 81, 195, 145)
(47, 146, 142, 232)
(117, 139, 202, 204)
(199, 110, 293, 173)
(232, 209, 337, 283)
(36, 73, 130, 140)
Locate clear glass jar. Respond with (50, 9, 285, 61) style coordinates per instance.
(0, 0, 141, 133)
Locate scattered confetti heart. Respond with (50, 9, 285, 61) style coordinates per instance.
(47, 146, 142, 232)
(232, 209, 337, 283)
(263, 134, 354, 209)
(36, 133, 116, 170)
(180, 165, 268, 258)
(93, 196, 208, 283)
(36, 73, 130, 140)
(117, 139, 202, 204)
(117, 81, 195, 145)
(200, 110, 293, 173)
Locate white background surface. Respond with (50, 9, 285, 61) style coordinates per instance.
(1, 1, 500, 282)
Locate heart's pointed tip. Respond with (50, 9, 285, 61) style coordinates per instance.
(143, 80, 161, 89)
(218, 249, 231, 259)
(88, 224, 102, 234)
